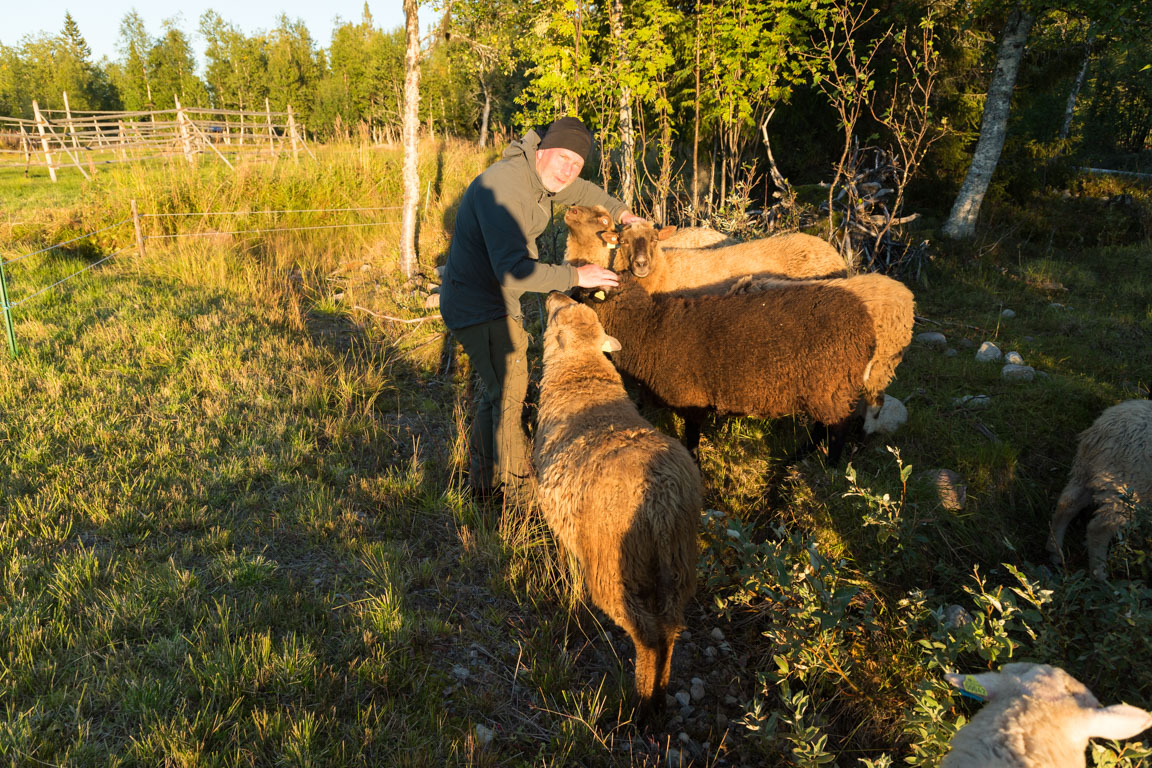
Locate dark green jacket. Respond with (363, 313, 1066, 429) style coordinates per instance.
(440, 129, 628, 330)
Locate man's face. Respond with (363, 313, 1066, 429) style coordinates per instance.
(536, 147, 585, 193)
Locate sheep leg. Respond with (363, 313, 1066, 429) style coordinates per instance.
(1085, 495, 1131, 580)
(1046, 482, 1093, 567)
(631, 636, 663, 722)
(680, 409, 706, 460)
(824, 418, 855, 466)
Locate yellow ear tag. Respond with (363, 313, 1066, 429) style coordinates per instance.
(962, 676, 987, 699)
(593, 290, 606, 300)
(605, 242, 617, 250)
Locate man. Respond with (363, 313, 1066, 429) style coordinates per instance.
(440, 116, 642, 497)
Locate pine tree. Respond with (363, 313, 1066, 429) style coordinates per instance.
(62, 12, 92, 61)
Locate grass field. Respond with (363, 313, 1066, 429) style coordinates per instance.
(1, 140, 1150, 767)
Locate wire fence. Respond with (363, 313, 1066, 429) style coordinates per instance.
(0, 201, 402, 358)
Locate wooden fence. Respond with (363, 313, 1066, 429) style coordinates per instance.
(0, 93, 315, 181)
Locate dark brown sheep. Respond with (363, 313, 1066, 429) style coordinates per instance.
(582, 273, 876, 462)
(534, 292, 701, 721)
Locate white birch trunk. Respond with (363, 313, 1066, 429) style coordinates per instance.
(942, 6, 1035, 240)
(1059, 30, 1096, 142)
(609, 0, 635, 210)
(400, 0, 422, 279)
(478, 76, 491, 148)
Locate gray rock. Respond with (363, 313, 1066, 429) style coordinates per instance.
(1004, 351, 1025, 365)
(675, 690, 692, 708)
(716, 713, 729, 730)
(475, 724, 495, 748)
(452, 665, 470, 680)
(944, 348, 958, 357)
(724, 695, 739, 707)
(915, 331, 948, 350)
(1002, 363, 1036, 381)
(945, 604, 972, 629)
(424, 293, 441, 310)
(665, 747, 685, 767)
(976, 341, 1002, 362)
(921, 469, 966, 511)
(710, 627, 725, 642)
(690, 678, 706, 701)
(679, 630, 693, 642)
(953, 394, 991, 410)
(704, 646, 718, 660)
(679, 732, 692, 745)
(1001, 308, 1016, 319)
(435, 265, 446, 278)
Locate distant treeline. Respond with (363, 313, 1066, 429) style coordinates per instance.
(2, 2, 1150, 203)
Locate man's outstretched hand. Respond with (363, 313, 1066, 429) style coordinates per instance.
(575, 264, 619, 289)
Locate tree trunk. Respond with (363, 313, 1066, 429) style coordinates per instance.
(654, 95, 673, 225)
(400, 0, 422, 278)
(691, 16, 701, 225)
(478, 76, 491, 148)
(609, 0, 635, 209)
(942, 6, 1035, 240)
(1058, 29, 1096, 141)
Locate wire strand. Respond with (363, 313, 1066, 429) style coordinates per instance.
(142, 206, 403, 217)
(148, 221, 398, 238)
(7, 246, 133, 309)
(2, 219, 130, 268)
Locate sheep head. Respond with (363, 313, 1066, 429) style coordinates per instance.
(545, 292, 621, 354)
(946, 663, 1152, 744)
(619, 222, 675, 277)
(563, 205, 618, 267)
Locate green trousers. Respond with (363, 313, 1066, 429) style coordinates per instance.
(454, 315, 532, 489)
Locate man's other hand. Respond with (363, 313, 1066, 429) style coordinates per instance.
(575, 264, 619, 289)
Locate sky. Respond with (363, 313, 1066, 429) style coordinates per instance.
(1, 1, 411, 68)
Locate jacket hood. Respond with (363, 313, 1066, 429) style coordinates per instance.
(503, 130, 548, 196)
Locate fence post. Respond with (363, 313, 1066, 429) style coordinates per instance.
(0, 256, 17, 358)
(62, 90, 80, 151)
(265, 98, 276, 157)
(130, 199, 146, 259)
(174, 96, 194, 164)
(19, 124, 30, 171)
(287, 105, 300, 163)
(32, 100, 57, 183)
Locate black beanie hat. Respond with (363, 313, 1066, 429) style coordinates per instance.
(538, 116, 593, 161)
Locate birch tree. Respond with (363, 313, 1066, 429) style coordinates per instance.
(400, 0, 422, 279)
(941, 4, 1034, 239)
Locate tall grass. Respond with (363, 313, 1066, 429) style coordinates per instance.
(1, 139, 1150, 766)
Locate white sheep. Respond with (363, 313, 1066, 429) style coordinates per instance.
(1047, 398, 1152, 579)
(942, 663, 1151, 768)
(661, 226, 738, 250)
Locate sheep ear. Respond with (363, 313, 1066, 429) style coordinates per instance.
(658, 226, 677, 240)
(599, 216, 611, 227)
(601, 231, 619, 249)
(601, 335, 621, 353)
(1083, 704, 1152, 741)
(554, 328, 570, 350)
(946, 672, 1007, 702)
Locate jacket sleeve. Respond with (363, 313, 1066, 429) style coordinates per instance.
(477, 180, 578, 294)
(557, 178, 629, 222)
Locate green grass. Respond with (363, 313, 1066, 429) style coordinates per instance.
(1, 141, 1150, 766)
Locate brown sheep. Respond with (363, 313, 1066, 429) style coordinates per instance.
(727, 272, 915, 421)
(581, 272, 876, 462)
(534, 291, 701, 721)
(563, 207, 848, 295)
